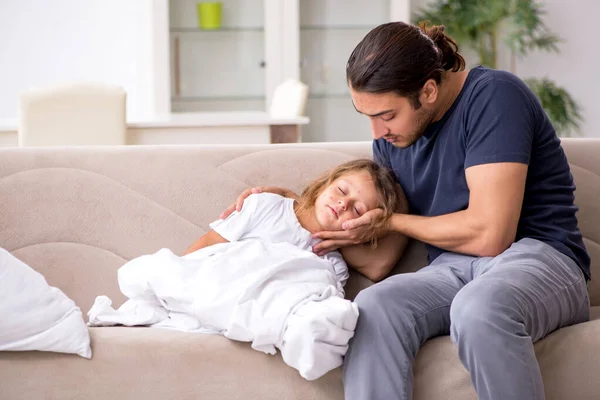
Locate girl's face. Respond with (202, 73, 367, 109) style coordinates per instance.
(313, 170, 379, 231)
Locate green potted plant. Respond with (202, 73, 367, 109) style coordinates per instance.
(414, 0, 582, 136)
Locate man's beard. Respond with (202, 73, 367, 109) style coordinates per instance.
(390, 107, 435, 148)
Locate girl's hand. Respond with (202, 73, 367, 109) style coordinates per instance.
(312, 209, 388, 255)
(220, 186, 290, 219)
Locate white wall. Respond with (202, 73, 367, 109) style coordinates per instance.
(0, 0, 169, 121)
(412, 0, 600, 137)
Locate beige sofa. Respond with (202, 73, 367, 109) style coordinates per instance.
(1, 139, 599, 400)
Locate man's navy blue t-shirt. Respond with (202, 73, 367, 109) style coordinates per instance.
(373, 66, 590, 279)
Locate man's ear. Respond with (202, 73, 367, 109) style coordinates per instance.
(419, 79, 439, 105)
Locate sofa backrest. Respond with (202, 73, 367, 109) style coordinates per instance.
(561, 139, 600, 305)
(0, 143, 372, 311)
(0, 139, 598, 311)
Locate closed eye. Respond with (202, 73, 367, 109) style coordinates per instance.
(338, 187, 346, 195)
(382, 115, 395, 122)
(354, 207, 361, 215)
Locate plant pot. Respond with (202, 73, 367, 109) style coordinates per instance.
(197, 2, 222, 30)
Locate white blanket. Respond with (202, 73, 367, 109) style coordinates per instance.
(88, 241, 358, 380)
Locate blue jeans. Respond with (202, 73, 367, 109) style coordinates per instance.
(343, 238, 590, 400)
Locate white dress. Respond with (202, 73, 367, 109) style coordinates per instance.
(88, 193, 359, 380)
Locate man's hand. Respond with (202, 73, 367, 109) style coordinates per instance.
(220, 186, 296, 220)
(312, 208, 388, 255)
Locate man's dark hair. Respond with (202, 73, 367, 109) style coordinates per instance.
(346, 21, 466, 109)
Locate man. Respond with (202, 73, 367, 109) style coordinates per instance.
(223, 21, 590, 400)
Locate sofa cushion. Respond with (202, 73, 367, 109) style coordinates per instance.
(3, 312, 599, 400)
(0, 327, 344, 400)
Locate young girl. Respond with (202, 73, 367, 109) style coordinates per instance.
(88, 159, 398, 380)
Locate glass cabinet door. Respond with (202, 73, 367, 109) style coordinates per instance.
(169, 0, 266, 112)
(299, 0, 392, 142)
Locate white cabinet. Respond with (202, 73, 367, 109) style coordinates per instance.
(299, 0, 409, 142)
(162, 0, 410, 142)
(169, 0, 267, 112)
(167, 0, 296, 113)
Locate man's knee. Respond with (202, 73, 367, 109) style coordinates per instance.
(355, 275, 444, 333)
(450, 279, 516, 336)
(355, 279, 423, 335)
(354, 276, 419, 317)
(354, 281, 397, 321)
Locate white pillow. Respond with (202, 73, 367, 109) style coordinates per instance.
(0, 248, 91, 358)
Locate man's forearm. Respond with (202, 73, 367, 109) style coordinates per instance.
(389, 210, 509, 257)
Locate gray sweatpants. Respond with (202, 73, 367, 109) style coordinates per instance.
(343, 238, 590, 400)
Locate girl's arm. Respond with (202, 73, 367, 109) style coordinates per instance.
(184, 230, 229, 255)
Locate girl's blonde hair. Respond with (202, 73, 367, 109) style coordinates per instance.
(296, 159, 401, 247)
